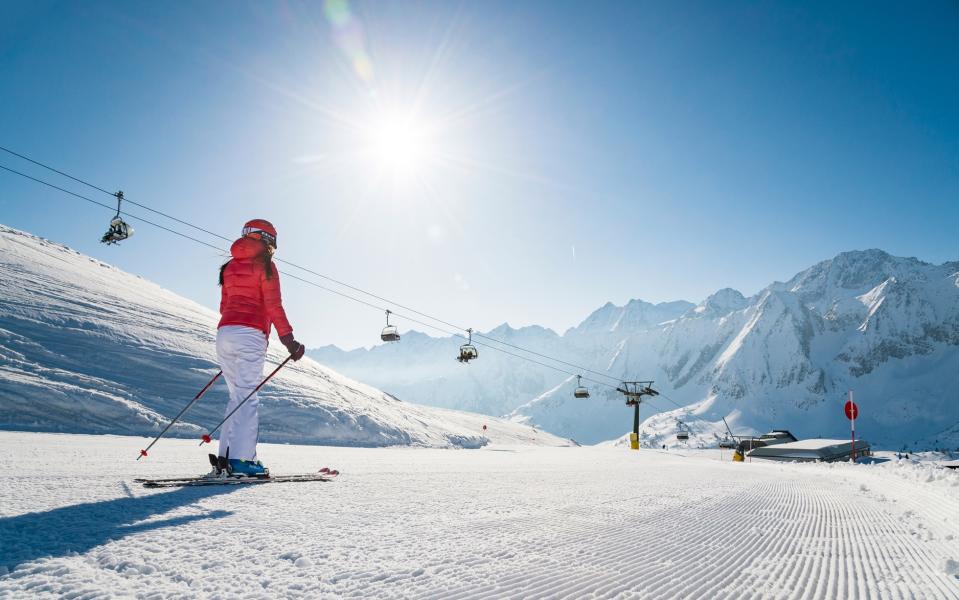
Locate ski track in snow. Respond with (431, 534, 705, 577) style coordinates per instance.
(2, 433, 958, 598)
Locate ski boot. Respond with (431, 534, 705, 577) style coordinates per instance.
(227, 458, 269, 477)
(205, 454, 229, 479)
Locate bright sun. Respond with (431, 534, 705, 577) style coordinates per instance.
(364, 111, 435, 180)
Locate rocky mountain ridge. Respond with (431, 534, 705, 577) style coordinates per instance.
(312, 250, 959, 448)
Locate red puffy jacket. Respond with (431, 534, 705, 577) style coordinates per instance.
(218, 237, 293, 338)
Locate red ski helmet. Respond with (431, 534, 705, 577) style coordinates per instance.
(242, 219, 277, 248)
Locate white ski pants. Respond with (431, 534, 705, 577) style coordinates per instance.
(216, 325, 268, 461)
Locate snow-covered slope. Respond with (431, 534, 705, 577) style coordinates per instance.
(3, 432, 959, 597)
(312, 251, 959, 449)
(0, 225, 570, 448)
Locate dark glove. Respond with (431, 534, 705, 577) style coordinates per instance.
(279, 333, 305, 361)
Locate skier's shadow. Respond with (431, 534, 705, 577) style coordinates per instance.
(0, 485, 239, 573)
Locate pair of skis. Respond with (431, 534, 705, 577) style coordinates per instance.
(136, 467, 340, 488)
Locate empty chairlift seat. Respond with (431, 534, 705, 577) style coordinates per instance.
(573, 375, 590, 399)
(381, 310, 400, 342)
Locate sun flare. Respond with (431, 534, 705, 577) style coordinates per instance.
(364, 111, 436, 179)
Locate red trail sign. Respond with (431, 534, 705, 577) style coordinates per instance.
(844, 400, 859, 421)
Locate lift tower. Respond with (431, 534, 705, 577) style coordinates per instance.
(616, 381, 659, 450)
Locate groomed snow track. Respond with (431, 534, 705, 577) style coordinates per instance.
(409, 468, 958, 599)
(1, 433, 958, 598)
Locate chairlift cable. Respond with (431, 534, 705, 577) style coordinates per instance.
(0, 163, 403, 319)
(3, 162, 675, 415)
(469, 331, 623, 384)
(1, 146, 627, 381)
(0, 148, 669, 402)
(0, 147, 626, 382)
(0, 163, 623, 385)
(0, 145, 233, 244)
(652, 391, 685, 410)
(0, 164, 225, 253)
(0, 145, 117, 198)
(1, 160, 674, 412)
(2, 146, 456, 319)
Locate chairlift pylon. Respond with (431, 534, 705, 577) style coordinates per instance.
(573, 375, 590, 399)
(457, 328, 478, 363)
(380, 309, 400, 342)
(100, 191, 134, 245)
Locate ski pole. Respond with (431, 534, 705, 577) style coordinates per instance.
(138, 370, 222, 460)
(199, 355, 293, 446)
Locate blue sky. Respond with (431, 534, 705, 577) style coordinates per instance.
(1, 1, 957, 349)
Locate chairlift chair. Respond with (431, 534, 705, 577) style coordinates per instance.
(676, 418, 690, 441)
(101, 191, 134, 245)
(457, 328, 478, 363)
(380, 310, 400, 342)
(573, 375, 590, 399)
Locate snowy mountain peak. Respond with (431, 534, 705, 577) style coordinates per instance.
(571, 301, 624, 333)
(487, 322, 551, 337)
(692, 288, 748, 317)
(569, 298, 694, 336)
(777, 249, 932, 300)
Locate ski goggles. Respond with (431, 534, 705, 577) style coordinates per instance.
(242, 227, 277, 248)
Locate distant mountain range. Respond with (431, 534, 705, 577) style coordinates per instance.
(311, 249, 959, 449)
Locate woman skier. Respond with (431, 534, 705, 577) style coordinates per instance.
(214, 219, 304, 476)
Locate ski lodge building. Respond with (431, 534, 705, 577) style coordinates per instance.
(746, 438, 871, 463)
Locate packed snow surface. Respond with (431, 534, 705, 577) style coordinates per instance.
(0, 225, 570, 448)
(2, 432, 959, 598)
